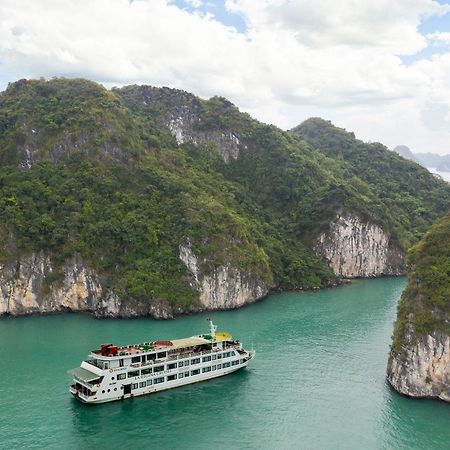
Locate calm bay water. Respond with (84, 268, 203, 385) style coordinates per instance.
(0, 277, 449, 449)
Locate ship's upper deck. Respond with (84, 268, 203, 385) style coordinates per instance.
(90, 332, 233, 360)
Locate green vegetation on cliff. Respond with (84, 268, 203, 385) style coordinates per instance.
(391, 212, 450, 352)
(0, 78, 449, 309)
(291, 118, 449, 246)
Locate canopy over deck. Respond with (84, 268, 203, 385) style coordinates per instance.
(68, 367, 100, 383)
(169, 337, 209, 350)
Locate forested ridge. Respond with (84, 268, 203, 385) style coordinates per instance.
(0, 78, 448, 309)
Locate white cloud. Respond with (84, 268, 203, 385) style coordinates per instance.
(227, 0, 448, 54)
(184, 0, 203, 7)
(427, 31, 450, 44)
(0, 0, 450, 154)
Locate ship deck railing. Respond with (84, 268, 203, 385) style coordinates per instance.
(141, 347, 238, 366)
(86, 344, 240, 369)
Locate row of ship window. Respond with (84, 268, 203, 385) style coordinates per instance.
(129, 350, 235, 365)
(101, 360, 244, 394)
(129, 361, 242, 389)
(112, 360, 243, 383)
(116, 352, 237, 379)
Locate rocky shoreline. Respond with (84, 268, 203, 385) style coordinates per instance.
(387, 330, 450, 403)
(0, 264, 344, 320)
(0, 212, 405, 320)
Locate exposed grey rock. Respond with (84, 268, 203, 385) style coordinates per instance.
(179, 240, 268, 309)
(387, 324, 450, 402)
(125, 86, 245, 162)
(315, 213, 405, 277)
(0, 252, 122, 316)
(0, 253, 182, 318)
(0, 245, 267, 318)
(0, 214, 406, 318)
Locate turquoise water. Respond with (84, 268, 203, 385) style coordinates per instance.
(0, 278, 449, 449)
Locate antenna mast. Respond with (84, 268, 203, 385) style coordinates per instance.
(208, 318, 217, 339)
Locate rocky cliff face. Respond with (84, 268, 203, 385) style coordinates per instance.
(119, 86, 245, 162)
(0, 246, 269, 318)
(0, 253, 117, 316)
(388, 327, 450, 402)
(179, 241, 268, 310)
(315, 213, 405, 277)
(0, 253, 183, 319)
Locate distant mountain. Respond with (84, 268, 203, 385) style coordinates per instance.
(417, 153, 450, 172)
(393, 145, 450, 172)
(392, 145, 420, 163)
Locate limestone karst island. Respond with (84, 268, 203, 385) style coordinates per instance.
(1, 1, 450, 448)
(388, 212, 450, 402)
(1, 79, 446, 319)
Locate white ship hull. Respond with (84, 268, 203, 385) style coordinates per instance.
(69, 322, 255, 404)
(71, 358, 252, 404)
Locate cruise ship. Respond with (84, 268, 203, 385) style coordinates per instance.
(69, 320, 255, 404)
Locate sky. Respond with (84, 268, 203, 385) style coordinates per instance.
(1, 0, 450, 154)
